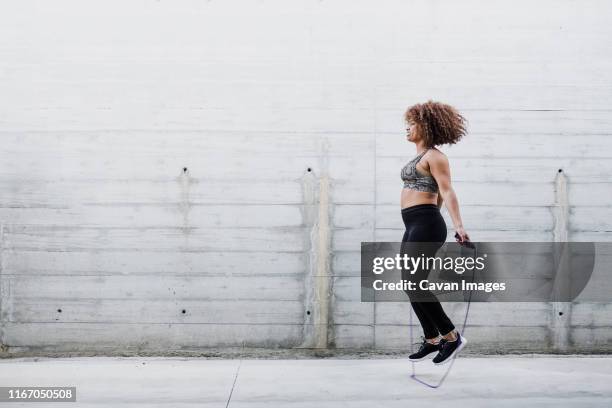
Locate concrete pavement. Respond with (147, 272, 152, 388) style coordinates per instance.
(1, 355, 611, 407)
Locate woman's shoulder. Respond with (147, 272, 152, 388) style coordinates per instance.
(426, 147, 447, 159)
(424, 147, 449, 167)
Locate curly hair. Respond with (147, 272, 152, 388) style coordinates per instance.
(404, 100, 468, 147)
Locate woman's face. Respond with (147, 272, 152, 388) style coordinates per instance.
(406, 120, 419, 143)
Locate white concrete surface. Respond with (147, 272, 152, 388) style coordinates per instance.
(1, 0, 612, 354)
(1, 356, 612, 407)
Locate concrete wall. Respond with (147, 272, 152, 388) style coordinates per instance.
(1, 0, 611, 355)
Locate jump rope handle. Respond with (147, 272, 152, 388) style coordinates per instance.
(454, 232, 475, 249)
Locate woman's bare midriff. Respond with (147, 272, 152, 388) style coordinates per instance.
(401, 188, 438, 210)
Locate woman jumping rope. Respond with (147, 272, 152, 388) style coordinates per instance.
(400, 100, 470, 365)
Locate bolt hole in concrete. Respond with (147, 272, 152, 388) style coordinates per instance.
(182, 309, 186, 314)
(558, 168, 563, 173)
(307, 167, 312, 172)
(306, 310, 311, 315)
(57, 309, 62, 313)
(559, 312, 564, 316)
(183, 167, 188, 172)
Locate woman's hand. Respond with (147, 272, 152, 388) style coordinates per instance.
(454, 226, 470, 243)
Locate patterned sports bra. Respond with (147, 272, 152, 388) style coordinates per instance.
(400, 148, 439, 193)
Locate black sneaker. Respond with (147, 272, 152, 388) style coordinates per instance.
(409, 337, 445, 362)
(432, 332, 467, 365)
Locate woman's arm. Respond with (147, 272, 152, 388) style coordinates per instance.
(429, 153, 470, 242)
(436, 191, 444, 209)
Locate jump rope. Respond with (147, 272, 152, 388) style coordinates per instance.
(408, 233, 477, 389)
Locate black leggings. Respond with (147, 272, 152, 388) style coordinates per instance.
(401, 204, 455, 339)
